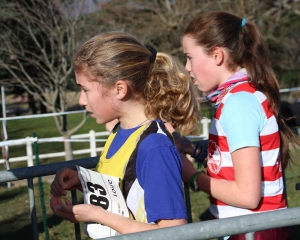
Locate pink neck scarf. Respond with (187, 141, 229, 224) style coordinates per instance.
(206, 68, 248, 109)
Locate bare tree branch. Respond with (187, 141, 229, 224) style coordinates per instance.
(0, 0, 96, 160)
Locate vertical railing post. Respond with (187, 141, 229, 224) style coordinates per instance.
(28, 178, 38, 240)
(1, 85, 11, 188)
(183, 182, 192, 223)
(245, 232, 255, 240)
(26, 137, 33, 167)
(89, 130, 96, 157)
(201, 118, 211, 139)
(33, 133, 49, 240)
(72, 190, 81, 240)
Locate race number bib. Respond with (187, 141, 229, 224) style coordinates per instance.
(76, 166, 129, 239)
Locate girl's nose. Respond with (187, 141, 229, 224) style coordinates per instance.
(78, 91, 87, 107)
(185, 60, 191, 72)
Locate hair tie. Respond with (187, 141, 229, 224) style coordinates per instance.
(241, 18, 246, 28)
(146, 44, 157, 63)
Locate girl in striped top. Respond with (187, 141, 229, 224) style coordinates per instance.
(169, 11, 300, 240)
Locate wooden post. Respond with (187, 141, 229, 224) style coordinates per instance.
(89, 130, 96, 157)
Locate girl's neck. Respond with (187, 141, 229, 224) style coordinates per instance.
(118, 100, 154, 129)
(218, 66, 242, 87)
(120, 118, 153, 129)
(120, 118, 152, 129)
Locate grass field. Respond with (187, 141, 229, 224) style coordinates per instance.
(0, 113, 106, 170)
(0, 110, 299, 239)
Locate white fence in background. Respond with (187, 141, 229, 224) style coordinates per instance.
(0, 130, 110, 167)
(0, 118, 211, 167)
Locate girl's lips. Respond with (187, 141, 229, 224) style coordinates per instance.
(86, 111, 94, 117)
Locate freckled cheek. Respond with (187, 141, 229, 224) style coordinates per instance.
(191, 64, 199, 75)
(193, 64, 206, 80)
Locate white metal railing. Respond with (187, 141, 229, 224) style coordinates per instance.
(0, 118, 211, 167)
(0, 130, 109, 167)
(0, 156, 299, 240)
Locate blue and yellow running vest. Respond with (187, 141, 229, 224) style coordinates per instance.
(95, 120, 173, 222)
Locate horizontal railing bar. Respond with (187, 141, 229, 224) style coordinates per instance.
(0, 147, 104, 164)
(0, 156, 99, 183)
(103, 207, 300, 240)
(71, 131, 110, 138)
(0, 156, 299, 239)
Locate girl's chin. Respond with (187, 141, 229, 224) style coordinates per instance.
(95, 118, 106, 125)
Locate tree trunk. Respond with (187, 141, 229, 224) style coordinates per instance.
(27, 92, 37, 114)
(39, 94, 47, 113)
(63, 132, 74, 161)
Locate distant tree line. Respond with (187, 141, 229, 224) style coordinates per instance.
(0, 0, 299, 157)
(96, 0, 300, 88)
(1, 0, 299, 110)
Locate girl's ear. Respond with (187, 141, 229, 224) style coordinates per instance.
(212, 46, 224, 66)
(115, 80, 129, 100)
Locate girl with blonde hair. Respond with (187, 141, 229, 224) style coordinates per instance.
(50, 31, 200, 236)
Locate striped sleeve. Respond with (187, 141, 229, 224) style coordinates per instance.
(219, 92, 267, 153)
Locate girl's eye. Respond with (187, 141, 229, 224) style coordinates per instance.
(76, 86, 81, 93)
(80, 87, 88, 92)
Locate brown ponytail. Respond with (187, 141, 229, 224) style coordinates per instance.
(184, 11, 300, 168)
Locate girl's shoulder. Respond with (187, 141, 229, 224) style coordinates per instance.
(228, 82, 268, 104)
(140, 130, 174, 150)
(223, 91, 265, 117)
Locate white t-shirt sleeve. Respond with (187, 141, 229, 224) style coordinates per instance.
(219, 92, 267, 153)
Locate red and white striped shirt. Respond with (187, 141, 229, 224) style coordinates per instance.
(207, 82, 287, 218)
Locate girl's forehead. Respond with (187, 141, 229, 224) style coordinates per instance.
(76, 69, 100, 82)
(182, 36, 198, 48)
(183, 36, 202, 52)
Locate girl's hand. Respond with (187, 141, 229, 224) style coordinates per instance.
(50, 196, 77, 222)
(50, 167, 82, 197)
(50, 196, 102, 223)
(164, 122, 194, 154)
(164, 122, 208, 168)
(180, 152, 198, 182)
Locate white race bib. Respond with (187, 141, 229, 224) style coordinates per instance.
(76, 165, 129, 239)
